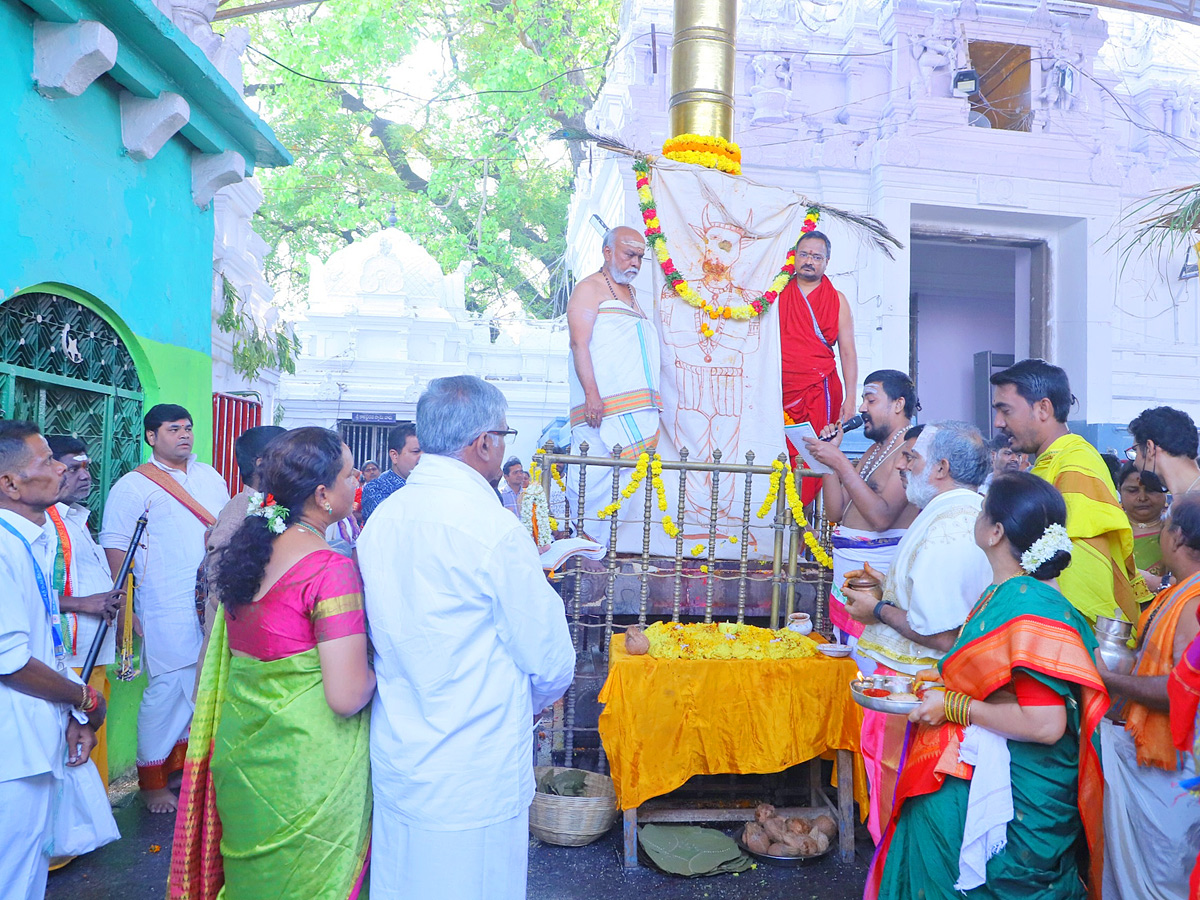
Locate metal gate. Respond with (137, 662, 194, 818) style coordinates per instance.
(0, 293, 144, 512)
(213, 392, 263, 495)
(338, 420, 400, 469)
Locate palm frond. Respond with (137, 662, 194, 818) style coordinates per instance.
(1115, 183, 1200, 274)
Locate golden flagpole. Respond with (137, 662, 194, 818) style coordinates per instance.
(669, 0, 737, 141)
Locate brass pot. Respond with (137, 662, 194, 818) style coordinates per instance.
(844, 575, 882, 602)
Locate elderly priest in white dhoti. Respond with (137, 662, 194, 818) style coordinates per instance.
(840, 422, 994, 843)
(358, 374, 576, 900)
(567, 225, 661, 546)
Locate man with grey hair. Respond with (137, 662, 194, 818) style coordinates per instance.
(566, 225, 661, 545)
(357, 374, 575, 900)
(839, 421, 993, 841)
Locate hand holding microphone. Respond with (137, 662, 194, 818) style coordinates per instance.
(819, 414, 864, 442)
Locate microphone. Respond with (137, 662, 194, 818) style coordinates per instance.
(820, 415, 864, 441)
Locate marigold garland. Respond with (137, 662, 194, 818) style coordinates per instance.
(662, 133, 742, 175)
(755, 460, 833, 568)
(583, 451, 831, 568)
(642, 621, 818, 660)
(634, 158, 821, 338)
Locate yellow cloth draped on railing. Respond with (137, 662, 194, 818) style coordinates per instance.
(598, 634, 868, 814)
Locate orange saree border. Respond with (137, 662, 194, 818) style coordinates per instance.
(866, 614, 1110, 900)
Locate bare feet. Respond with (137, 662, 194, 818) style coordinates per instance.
(142, 787, 178, 814)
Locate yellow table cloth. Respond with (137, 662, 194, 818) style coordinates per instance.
(598, 634, 869, 814)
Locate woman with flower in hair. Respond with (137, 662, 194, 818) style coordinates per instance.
(168, 427, 376, 900)
(868, 471, 1109, 900)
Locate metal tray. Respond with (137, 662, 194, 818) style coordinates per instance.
(850, 677, 921, 716)
(735, 834, 835, 867)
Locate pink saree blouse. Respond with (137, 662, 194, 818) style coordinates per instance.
(225, 549, 366, 661)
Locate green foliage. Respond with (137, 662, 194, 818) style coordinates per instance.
(218, 277, 301, 380)
(236, 0, 620, 316)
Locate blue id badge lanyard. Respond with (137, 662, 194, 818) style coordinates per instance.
(0, 518, 67, 665)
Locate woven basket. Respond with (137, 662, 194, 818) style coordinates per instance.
(529, 766, 619, 847)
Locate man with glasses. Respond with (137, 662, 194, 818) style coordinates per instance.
(358, 375, 574, 900)
(779, 230, 858, 502)
(1127, 406, 1200, 498)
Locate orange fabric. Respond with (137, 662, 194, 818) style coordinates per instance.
(1125, 576, 1200, 769)
(47, 506, 73, 596)
(869, 614, 1109, 900)
(135, 464, 218, 527)
(941, 615, 1109, 900)
(597, 633, 868, 813)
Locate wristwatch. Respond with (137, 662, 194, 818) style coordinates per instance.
(872, 599, 895, 622)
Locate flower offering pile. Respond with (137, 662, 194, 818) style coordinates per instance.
(641, 621, 818, 660)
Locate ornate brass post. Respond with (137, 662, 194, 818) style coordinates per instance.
(669, 0, 736, 140)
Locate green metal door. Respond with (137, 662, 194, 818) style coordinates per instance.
(0, 293, 144, 512)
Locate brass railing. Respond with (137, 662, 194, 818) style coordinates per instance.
(536, 443, 833, 769)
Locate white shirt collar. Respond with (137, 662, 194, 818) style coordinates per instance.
(408, 453, 499, 497)
(149, 453, 198, 476)
(0, 507, 51, 543)
(55, 501, 92, 527)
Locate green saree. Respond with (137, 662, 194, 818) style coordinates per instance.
(169, 550, 372, 900)
(868, 577, 1109, 900)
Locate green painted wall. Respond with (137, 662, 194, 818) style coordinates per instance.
(1, 0, 226, 776)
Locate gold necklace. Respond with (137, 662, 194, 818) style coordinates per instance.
(965, 571, 1023, 624)
(293, 521, 326, 540)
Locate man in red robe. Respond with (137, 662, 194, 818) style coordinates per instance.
(779, 230, 858, 502)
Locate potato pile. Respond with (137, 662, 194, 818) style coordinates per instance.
(740, 803, 836, 857)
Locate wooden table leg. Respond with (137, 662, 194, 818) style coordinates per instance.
(836, 749, 854, 862)
(622, 807, 639, 868)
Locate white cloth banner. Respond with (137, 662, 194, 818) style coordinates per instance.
(616, 160, 811, 559)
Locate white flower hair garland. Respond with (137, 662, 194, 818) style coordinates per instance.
(1020, 523, 1072, 574)
(247, 491, 290, 535)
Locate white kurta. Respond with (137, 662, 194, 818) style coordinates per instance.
(856, 488, 993, 675)
(0, 509, 85, 900)
(358, 454, 575, 899)
(99, 455, 229, 677)
(1101, 719, 1200, 900)
(58, 502, 119, 668)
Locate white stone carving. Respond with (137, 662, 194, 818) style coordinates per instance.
(978, 175, 1029, 207)
(32, 20, 118, 99)
(210, 26, 250, 95)
(192, 149, 245, 208)
(1038, 22, 1083, 112)
(910, 9, 959, 98)
(750, 28, 791, 124)
(120, 91, 190, 161)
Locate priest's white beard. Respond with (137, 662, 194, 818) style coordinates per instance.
(905, 463, 939, 509)
(610, 265, 639, 285)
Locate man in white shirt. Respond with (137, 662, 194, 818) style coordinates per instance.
(840, 422, 993, 843)
(100, 404, 229, 813)
(359, 375, 576, 900)
(46, 434, 125, 787)
(0, 421, 106, 900)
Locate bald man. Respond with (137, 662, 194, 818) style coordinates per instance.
(566, 226, 662, 545)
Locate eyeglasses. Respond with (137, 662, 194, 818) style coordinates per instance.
(795, 252, 827, 262)
(485, 428, 518, 441)
(1124, 445, 1139, 461)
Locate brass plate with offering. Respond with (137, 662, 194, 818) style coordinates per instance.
(850, 673, 935, 715)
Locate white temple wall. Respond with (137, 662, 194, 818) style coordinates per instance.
(569, 0, 1200, 453)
